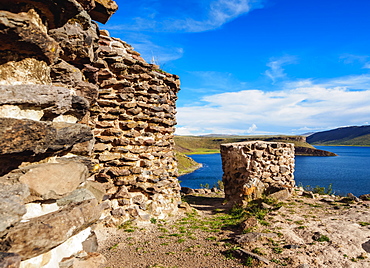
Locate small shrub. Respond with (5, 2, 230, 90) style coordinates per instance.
(251, 247, 264, 255)
(313, 235, 330, 242)
(272, 247, 283, 254)
(200, 183, 210, 189)
(243, 256, 254, 266)
(109, 243, 119, 250)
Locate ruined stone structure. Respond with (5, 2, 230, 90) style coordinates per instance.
(91, 31, 180, 223)
(220, 141, 295, 205)
(0, 0, 181, 267)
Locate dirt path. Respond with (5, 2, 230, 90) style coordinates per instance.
(97, 191, 370, 268)
(97, 193, 245, 268)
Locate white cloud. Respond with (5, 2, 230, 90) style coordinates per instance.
(176, 75, 370, 135)
(247, 123, 257, 133)
(265, 56, 297, 83)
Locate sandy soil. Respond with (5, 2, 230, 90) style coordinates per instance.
(97, 191, 370, 268)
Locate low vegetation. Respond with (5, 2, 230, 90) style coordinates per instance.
(175, 152, 202, 175)
(101, 190, 370, 268)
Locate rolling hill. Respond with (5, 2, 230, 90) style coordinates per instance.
(307, 125, 370, 146)
(174, 135, 336, 156)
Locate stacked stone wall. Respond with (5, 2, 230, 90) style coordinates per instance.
(220, 141, 295, 205)
(0, 0, 181, 267)
(91, 31, 181, 223)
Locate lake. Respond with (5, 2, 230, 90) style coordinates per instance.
(179, 146, 370, 197)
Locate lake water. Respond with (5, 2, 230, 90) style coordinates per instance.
(179, 146, 370, 197)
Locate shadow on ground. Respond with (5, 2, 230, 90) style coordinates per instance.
(183, 194, 233, 214)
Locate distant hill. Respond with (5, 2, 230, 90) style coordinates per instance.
(174, 135, 336, 156)
(307, 125, 370, 146)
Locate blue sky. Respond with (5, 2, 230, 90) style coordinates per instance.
(102, 0, 370, 135)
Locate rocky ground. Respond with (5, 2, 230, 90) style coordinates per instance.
(97, 190, 370, 268)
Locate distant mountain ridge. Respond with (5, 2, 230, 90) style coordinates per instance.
(307, 125, 370, 145)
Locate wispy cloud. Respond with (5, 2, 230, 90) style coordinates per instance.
(265, 55, 297, 83)
(104, 0, 264, 33)
(176, 74, 370, 135)
(105, 32, 184, 64)
(168, 0, 259, 32)
(340, 54, 370, 69)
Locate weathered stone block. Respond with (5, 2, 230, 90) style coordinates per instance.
(0, 85, 75, 118)
(0, 9, 59, 64)
(89, 0, 118, 24)
(0, 199, 101, 260)
(0, 58, 51, 85)
(16, 161, 88, 201)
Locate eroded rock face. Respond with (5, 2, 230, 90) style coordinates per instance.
(49, 11, 99, 65)
(0, 199, 101, 260)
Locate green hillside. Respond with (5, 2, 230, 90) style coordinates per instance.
(174, 135, 335, 156)
(176, 152, 202, 175)
(307, 125, 370, 146)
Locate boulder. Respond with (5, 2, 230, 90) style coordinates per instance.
(0, 199, 101, 260)
(267, 188, 291, 200)
(89, 0, 118, 24)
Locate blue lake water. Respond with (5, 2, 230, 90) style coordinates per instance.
(179, 146, 370, 197)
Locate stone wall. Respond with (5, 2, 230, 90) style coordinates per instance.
(220, 141, 295, 206)
(0, 0, 181, 267)
(91, 31, 181, 224)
